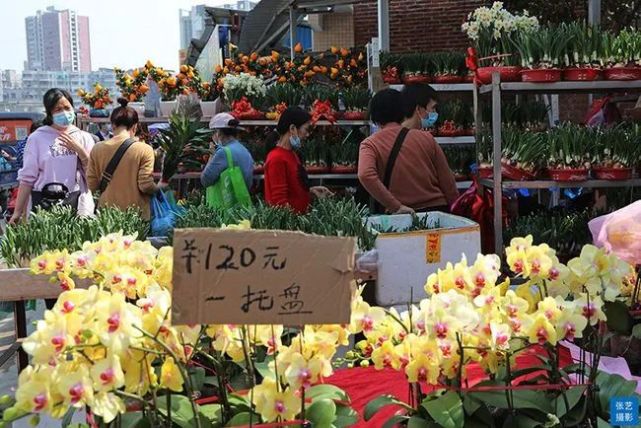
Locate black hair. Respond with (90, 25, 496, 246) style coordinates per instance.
(368, 88, 404, 125)
(110, 98, 139, 130)
(30, 120, 43, 133)
(219, 128, 239, 138)
(265, 107, 312, 153)
(42, 88, 74, 126)
(400, 84, 438, 119)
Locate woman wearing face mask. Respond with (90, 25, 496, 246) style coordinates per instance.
(263, 107, 332, 214)
(201, 112, 254, 191)
(11, 88, 95, 224)
(87, 98, 162, 220)
(358, 87, 457, 214)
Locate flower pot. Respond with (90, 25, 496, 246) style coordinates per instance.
(433, 75, 464, 84)
(402, 74, 432, 84)
(603, 67, 641, 81)
(89, 108, 109, 118)
(478, 166, 493, 179)
(331, 165, 357, 174)
(501, 163, 536, 181)
(562, 68, 602, 81)
(521, 68, 562, 82)
(342, 111, 366, 120)
(548, 168, 589, 182)
(593, 167, 632, 180)
(463, 73, 474, 83)
(454, 173, 469, 181)
(306, 165, 329, 174)
(128, 102, 145, 116)
(200, 101, 217, 117)
(159, 100, 177, 117)
(463, 128, 475, 136)
(476, 66, 522, 84)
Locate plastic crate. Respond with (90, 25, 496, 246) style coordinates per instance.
(366, 212, 481, 307)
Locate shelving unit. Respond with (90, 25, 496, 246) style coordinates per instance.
(389, 83, 474, 92)
(475, 73, 641, 251)
(79, 117, 369, 127)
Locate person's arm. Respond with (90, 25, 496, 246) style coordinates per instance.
(138, 145, 158, 195)
(200, 147, 228, 187)
(357, 140, 403, 213)
(266, 158, 290, 206)
(86, 151, 100, 192)
(431, 139, 459, 205)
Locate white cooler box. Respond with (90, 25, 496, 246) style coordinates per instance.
(366, 212, 481, 307)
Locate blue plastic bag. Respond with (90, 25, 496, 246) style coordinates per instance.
(151, 191, 179, 237)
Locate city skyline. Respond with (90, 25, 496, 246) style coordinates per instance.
(1, 0, 231, 73)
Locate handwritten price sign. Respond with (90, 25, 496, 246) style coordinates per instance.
(172, 229, 356, 325)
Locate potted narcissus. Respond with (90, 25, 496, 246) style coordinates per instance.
(264, 83, 302, 121)
(476, 129, 493, 178)
(515, 25, 569, 82)
(603, 28, 641, 80)
(305, 85, 339, 123)
(380, 52, 402, 84)
(546, 123, 592, 181)
(341, 87, 371, 120)
(501, 126, 544, 180)
(224, 73, 266, 120)
(562, 22, 604, 81)
(592, 125, 637, 180)
(401, 53, 431, 84)
(462, 2, 539, 84)
(431, 52, 466, 84)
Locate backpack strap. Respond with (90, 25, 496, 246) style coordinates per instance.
(99, 138, 136, 193)
(223, 146, 235, 169)
(383, 127, 410, 188)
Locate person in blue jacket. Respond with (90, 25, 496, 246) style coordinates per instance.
(201, 113, 254, 190)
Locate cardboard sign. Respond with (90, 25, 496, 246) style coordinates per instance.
(425, 232, 441, 264)
(172, 228, 356, 325)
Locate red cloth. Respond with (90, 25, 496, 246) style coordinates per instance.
(326, 345, 573, 427)
(264, 147, 310, 214)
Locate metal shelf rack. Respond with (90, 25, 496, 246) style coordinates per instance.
(475, 73, 641, 251)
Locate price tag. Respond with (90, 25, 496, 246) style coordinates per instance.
(172, 229, 355, 325)
(425, 232, 441, 264)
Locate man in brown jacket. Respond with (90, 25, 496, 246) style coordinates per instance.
(357, 88, 458, 214)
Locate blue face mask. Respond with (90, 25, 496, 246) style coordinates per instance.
(290, 135, 301, 149)
(421, 111, 439, 129)
(52, 110, 75, 127)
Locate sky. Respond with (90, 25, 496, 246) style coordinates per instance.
(0, 0, 230, 72)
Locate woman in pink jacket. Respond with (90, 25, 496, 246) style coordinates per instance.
(10, 88, 95, 223)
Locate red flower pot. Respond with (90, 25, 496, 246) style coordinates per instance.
(342, 111, 366, 120)
(478, 166, 493, 179)
(521, 68, 562, 82)
(502, 163, 537, 181)
(437, 128, 460, 137)
(463, 74, 475, 83)
(306, 166, 329, 174)
(463, 128, 476, 136)
(549, 168, 589, 182)
(433, 75, 464, 84)
(403, 74, 432, 84)
(476, 66, 522, 84)
(454, 173, 469, 182)
(603, 67, 641, 81)
(593, 167, 632, 180)
(331, 165, 357, 174)
(562, 68, 602, 81)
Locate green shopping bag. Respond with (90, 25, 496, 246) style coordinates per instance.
(205, 146, 252, 210)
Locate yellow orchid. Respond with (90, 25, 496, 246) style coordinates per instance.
(536, 296, 563, 323)
(252, 378, 300, 422)
(14, 367, 54, 414)
(575, 293, 607, 326)
(556, 301, 588, 341)
(95, 293, 141, 357)
(160, 357, 184, 392)
(283, 352, 328, 389)
(350, 297, 385, 334)
(371, 340, 401, 370)
(54, 364, 94, 408)
(406, 352, 440, 384)
(91, 392, 126, 423)
(90, 354, 125, 392)
(525, 313, 558, 346)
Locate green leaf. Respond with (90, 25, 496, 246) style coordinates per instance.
(470, 404, 494, 427)
(554, 385, 587, 418)
(227, 394, 253, 413)
(119, 412, 151, 428)
(364, 395, 412, 421)
(226, 412, 260, 426)
(407, 416, 437, 428)
(306, 398, 336, 428)
(598, 417, 614, 428)
(61, 407, 77, 427)
(254, 357, 274, 381)
(463, 395, 482, 416)
(199, 404, 222, 423)
(333, 404, 359, 428)
(632, 324, 641, 339)
(603, 301, 633, 335)
(382, 415, 409, 428)
(189, 366, 206, 393)
(307, 384, 349, 402)
(467, 389, 553, 414)
(421, 391, 464, 428)
(596, 371, 639, 417)
(157, 394, 199, 428)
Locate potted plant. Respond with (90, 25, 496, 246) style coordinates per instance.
(380, 52, 402, 84)
(462, 2, 539, 84)
(434, 100, 473, 136)
(562, 22, 604, 81)
(500, 100, 550, 131)
(477, 129, 493, 178)
(401, 53, 431, 84)
(443, 145, 473, 181)
(341, 87, 370, 120)
(300, 136, 329, 174)
(305, 85, 339, 123)
(592, 125, 636, 180)
(515, 25, 569, 82)
(264, 83, 302, 121)
(603, 28, 641, 80)
(77, 83, 112, 117)
(431, 52, 466, 83)
(330, 132, 360, 173)
(546, 123, 593, 181)
(223, 73, 267, 120)
(501, 126, 544, 180)
(114, 66, 150, 115)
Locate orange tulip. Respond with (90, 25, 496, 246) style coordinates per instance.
(313, 66, 321, 72)
(340, 48, 349, 57)
(303, 56, 311, 65)
(320, 66, 328, 74)
(250, 52, 258, 62)
(294, 42, 303, 53)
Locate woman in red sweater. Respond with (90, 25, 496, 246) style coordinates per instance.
(264, 107, 332, 213)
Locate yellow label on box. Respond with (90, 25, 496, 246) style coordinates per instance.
(425, 232, 441, 264)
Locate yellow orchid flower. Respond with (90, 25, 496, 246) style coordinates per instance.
(371, 340, 401, 370)
(406, 352, 440, 384)
(160, 357, 184, 392)
(525, 313, 557, 346)
(253, 378, 300, 422)
(90, 354, 125, 392)
(91, 391, 126, 423)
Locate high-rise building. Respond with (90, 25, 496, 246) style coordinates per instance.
(25, 6, 92, 72)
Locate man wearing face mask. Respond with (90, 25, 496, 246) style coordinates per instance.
(201, 113, 254, 192)
(87, 98, 162, 220)
(358, 87, 458, 214)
